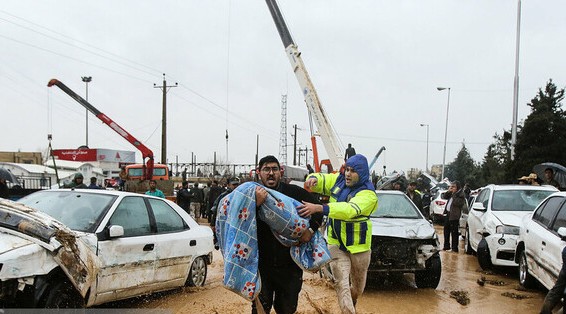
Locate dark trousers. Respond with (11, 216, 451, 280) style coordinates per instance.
(443, 218, 459, 252)
(252, 266, 303, 314)
(541, 247, 566, 314)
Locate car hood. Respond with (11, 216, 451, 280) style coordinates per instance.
(492, 211, 531, 227)
(370, 218, 436, 239)
(0, 199, 99, 297)
(0, 232, 35, 255)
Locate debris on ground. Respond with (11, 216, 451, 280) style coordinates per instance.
(486, 279, 507, 286)
(502, 292, 531, 300)
(450, 290, 470, 305)
(478, 269, 496, 275)
(477, 276, 486, 286)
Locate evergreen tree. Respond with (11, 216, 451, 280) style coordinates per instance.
(510, 80, 566, 180)
(480, 131, 511, 185)
(446, 144, 480, 188)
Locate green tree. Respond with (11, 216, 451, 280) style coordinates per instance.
(479, 131, 511, 185)
(446, 143, 480, 188)
(510, 79, 566, 180)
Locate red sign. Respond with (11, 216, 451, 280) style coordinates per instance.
(52, 149, 98, 162)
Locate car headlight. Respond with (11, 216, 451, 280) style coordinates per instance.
(495, 225, 520, 235)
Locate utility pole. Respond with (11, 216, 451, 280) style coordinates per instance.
(279, 94, 288, 165)
(511, 0, 521, 160)
(293, 124, 298, 166)
(304, 145, 311, 166)
(81, 76, 92, 147)
(154, 73, 178, 164)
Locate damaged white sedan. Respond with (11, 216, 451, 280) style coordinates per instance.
(367, 190, 441, 288)
(0, 189, 213, 308)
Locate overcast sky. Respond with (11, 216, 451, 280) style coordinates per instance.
(2, 0, 565, 175)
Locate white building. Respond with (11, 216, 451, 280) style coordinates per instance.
(43, 159, 105, 186)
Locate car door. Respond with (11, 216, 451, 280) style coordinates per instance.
(543, 199, 566, 288)
(460, 195, 475, 238)
(95, 196, 157, 305)
(468, 188, 490, 250)
(146, 198, 195, 290)
(525, 196, 563, 289)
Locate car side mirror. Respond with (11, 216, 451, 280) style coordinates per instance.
(109, 225, 125, 238)
(472, 202, 486, 212)
(558, 227, 566, 241)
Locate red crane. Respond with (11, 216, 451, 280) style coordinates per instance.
(47, 79, 155, 180)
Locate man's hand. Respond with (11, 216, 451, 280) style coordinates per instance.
(298, 228, 313, 244)
(304, 177, 318, 189)
(255, 186, 268, 206)
(297, 201, 323, 217)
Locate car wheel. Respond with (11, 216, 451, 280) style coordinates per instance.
(415, 253, 441, 289)
(465, 227, 474, 255)
(186, 256, 207, 287)
(477, 238, 493, 270)
(42, 280, 84, 308)
(519, 250, 536, 288)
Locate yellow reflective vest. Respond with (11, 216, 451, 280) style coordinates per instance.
(307, 172, 378, 254)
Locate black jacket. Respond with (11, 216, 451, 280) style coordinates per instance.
(257, 182, 322, 270)
(442, 189, 466, 221)
(176, 188, 191, 211)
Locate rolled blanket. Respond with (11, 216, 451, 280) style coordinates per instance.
(215, 181, 330, 301)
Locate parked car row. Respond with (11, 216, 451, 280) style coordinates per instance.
(464, 184, 557, 269)
(453, 183, 566, 292)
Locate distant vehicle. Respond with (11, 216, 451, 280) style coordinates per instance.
(516, 192, 566, 289)
(429, 189, 448, 223)
(465, 184, 557, 269)
(0, 189, 213, 308)
(126, 163, 170, 181)
(367, 190, 441, 288)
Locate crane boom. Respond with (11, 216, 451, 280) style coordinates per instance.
(265, 0, 344, 171)
(47, 79, 155, 180)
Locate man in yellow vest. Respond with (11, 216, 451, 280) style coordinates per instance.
(298, 154, 378, 314)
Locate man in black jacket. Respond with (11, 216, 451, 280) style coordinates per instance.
(252, 155, 323, 314)
(176, 181, 191, 215)
(207, 180, 225, 224)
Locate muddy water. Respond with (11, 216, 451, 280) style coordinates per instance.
(108, 225, 548, 313)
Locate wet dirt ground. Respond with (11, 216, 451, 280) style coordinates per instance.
(105, 224, 548, 313)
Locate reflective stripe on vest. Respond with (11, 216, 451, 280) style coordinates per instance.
(330, 218, 369, 250)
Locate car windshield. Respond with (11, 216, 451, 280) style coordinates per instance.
(18, 191, 117, 232)
(491, 189, 555, 211)
(370, 193, 420, 219)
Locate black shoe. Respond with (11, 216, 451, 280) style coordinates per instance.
(443, 247, 450, 251)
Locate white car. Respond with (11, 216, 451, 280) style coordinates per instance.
(368, 190, 441, 288)
(429, 189, 448, 223)
(516, 192, 566, 289)
(0, 189, 214, 308)
(465, 184, 557, 269)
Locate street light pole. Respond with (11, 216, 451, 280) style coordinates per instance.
(511, 0, 521, 159)
(420, 123, 429, 173)
(81, 76, 92, 147)
(437, 87, 451, 180)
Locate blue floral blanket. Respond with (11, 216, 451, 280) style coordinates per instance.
(215, 181, 330, 301)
